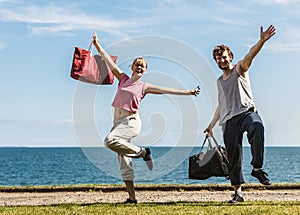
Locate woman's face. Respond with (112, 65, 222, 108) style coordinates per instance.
(131, 58, 147, 77)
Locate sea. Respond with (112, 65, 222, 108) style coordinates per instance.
(0, 147, 299, 186)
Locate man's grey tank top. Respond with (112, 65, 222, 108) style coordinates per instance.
(217, 66, 255, 125)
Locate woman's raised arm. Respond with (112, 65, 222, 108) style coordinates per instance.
(93, 32, 124, 81)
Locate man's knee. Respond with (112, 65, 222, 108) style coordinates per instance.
(249, 121, 264, 134)
(247, 121, 264, 145)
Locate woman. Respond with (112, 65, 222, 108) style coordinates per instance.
(93, 33, 200, 203)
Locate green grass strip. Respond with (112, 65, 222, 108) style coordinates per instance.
(1, 201, 300, 215)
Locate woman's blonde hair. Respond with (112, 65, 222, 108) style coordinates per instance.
(131, 57, 148, 70)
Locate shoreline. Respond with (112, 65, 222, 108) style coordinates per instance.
(1, 183, 300, 193)
(1, 183, 300, 206)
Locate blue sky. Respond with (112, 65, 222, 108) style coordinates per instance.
(0, 0, 299, 147)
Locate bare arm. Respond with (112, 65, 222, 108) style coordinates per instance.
(92, 32, 124, 81)
(204, 105, 220, 137)
(237, 25, 276, 77)
(144, 83, 200, 96)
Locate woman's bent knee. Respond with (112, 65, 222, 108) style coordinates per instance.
(104, 137, 116, 149)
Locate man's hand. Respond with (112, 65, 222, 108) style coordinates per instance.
(204, 125, 213, 137)
(260, 25, 276, 42)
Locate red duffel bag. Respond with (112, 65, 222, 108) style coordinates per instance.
(70, 43, 116, 85)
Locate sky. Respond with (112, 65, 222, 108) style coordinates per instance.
(0, 0, 300, 147)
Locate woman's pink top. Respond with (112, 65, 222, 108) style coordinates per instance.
(112, 74, 146, 113)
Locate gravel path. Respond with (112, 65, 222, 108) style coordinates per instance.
(1, 189, 300, 206)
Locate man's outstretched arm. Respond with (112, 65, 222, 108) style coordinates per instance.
(237, 25, 276, 76)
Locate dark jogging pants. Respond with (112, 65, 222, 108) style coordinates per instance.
(223, 109, 265, 186)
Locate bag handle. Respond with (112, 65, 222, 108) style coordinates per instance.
(199, 136, 208, 152)
(88, 41, 104, 58)
(199, 135, 220, 153)
(88, 41, 102, 57)
(210, 135, 219, 147)
(208, 136, 229, 164)
(88, 41, 94, 53)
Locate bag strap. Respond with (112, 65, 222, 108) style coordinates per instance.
(199, 135, 221, 153)
(199, 136, 213, 152)
(211, 135, 219, 147)
(199, 136, 208, 152)
(88, 41, 94, 53)
(207, 138, 213, 149)
(210, 136, 229, 164)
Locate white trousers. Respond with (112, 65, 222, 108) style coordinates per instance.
(104, 113, 142, 181)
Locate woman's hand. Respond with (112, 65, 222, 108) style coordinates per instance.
(91, 32, 124, 81)
(191, 86, 200, 96)
(92, 32, 102, 50)
(92, 32, 104, 55)
(93, 32, 99, 45)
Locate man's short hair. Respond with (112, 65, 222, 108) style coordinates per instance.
(213, 44, 234, 61)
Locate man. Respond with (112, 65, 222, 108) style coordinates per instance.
(204, 25, 276, 203)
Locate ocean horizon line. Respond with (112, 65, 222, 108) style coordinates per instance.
(0, 145, 299, 148)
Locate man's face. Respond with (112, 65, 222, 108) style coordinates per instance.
(215, 50, 232, 70)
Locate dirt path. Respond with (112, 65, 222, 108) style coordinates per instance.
(1, 185, 300, 206)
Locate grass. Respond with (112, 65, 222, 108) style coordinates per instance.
(1, 183, 300, 214)
(0, 201, 300, 215)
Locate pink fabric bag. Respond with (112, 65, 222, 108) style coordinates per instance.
(94, 54, 117, 85)
(70, 43, 116, 85)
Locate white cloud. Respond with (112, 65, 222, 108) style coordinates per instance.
(0, 42, 6, 50)
(210, 16, 251, 26)
(245, 25, 300, 52)
(187, 2, 254, 26)
(270, 25, 300, 52)
(0, 1, 255, 38)
(273, 0, 299, 3)
(0, 0, 18, 3)
(0, 3, 143, 37)
(267, 41, 300, 52)
(251, 0, 299, 4)
(51, 118, 75, 125)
